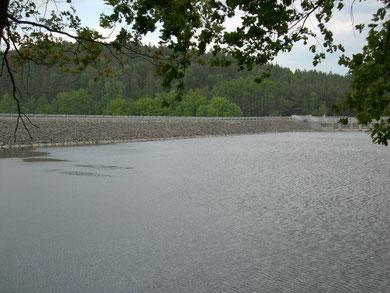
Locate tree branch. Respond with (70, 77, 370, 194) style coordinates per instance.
(2, 35, 39, 142)
(8, 14, 161, 64)
(0, 0, 10, 46)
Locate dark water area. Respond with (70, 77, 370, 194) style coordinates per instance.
(0, 148, 49, 159)
(0, 132, 389, 292)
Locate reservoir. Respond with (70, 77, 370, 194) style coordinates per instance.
(0, 132, 389, 292)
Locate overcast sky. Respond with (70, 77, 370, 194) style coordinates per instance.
(68, 0, 381, 75)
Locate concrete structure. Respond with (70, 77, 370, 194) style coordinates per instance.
(291, 115, 370, 132)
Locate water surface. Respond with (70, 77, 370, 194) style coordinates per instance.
(0, 132, 389, 292)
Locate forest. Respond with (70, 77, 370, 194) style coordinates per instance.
(0, 52, 352, 117)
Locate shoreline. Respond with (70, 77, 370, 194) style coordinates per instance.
(0, 118, 312, 149)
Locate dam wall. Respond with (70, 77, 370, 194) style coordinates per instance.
(0, 115, 310, 148)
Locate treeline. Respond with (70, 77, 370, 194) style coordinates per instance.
(0, 51, 352, 116)
(0, 89, 242, 117)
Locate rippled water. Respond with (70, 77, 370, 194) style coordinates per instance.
(0, 132, 389, 292)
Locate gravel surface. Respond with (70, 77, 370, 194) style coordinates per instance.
(0, 118, 311, 148)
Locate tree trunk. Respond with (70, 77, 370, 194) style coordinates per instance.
(0, 0, 10, 44)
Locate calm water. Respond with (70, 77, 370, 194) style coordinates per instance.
(0, 132, 389, 292)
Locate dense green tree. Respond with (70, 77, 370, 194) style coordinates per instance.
(317, 102, 329, 116)
(132, 97, 161, 116)
(55, 89, 95, 115)
(102, 76, 125, 108)
(173, 90, 208, 116)
(23, 98, 37, 114)
(196, 105, 217, 117)
(106, 98, 131, 116)
(0, 93, 17, 113)
(35, 97, 51, 114)
(129, 91, 242, 117)
(206, 97, 243, 117)
(309, 92, 319, 115)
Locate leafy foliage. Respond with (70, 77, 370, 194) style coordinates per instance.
(338, 2, 390, 145)
(100, 0, 345, 90)
(106, 97, 130, 115)
(4, 1, 109, 72)
(0, 92, 17, 113)
(53, 89, 95, 115)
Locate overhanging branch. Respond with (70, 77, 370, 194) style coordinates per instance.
(1, 35, 39, 142)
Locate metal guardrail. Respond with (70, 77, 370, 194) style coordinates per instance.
(0, 113, 292, 121)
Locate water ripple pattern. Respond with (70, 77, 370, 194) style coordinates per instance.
(0, 132, 389, 292)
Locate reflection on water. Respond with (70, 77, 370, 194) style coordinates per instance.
(0, 147, 69, 163)
(0, 132, 389, 293)
(45, 168, 63, 173)
(75, 164, 133, 170)
(58, 170, 111, 177)
(0, 148, 49, 158)
(23, 158, 68, 162)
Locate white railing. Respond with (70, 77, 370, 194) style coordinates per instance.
(291, 115, 359, 124)
(0, 113, 292, 121)
(291, 115, 373, 131)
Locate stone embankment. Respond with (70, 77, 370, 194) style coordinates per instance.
(0, 118, 311, 148)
